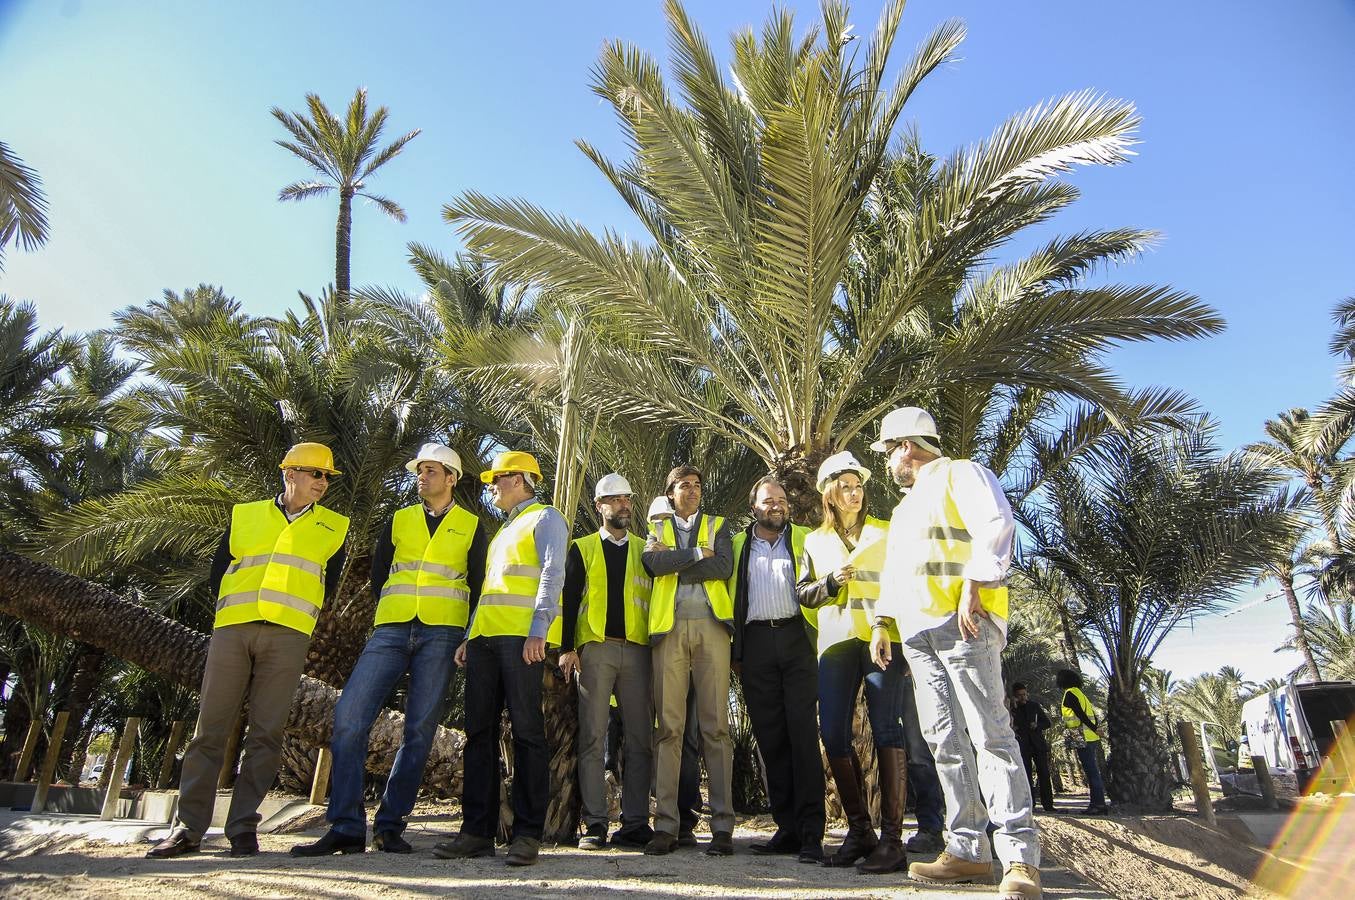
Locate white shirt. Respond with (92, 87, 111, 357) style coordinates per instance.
(746, 528, 799, 621)
(876, 457, 1014, 640)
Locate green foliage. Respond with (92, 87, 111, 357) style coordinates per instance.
(0, 140, 49, 270)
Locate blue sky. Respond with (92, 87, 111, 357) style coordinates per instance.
(4, 0, 1353, 682)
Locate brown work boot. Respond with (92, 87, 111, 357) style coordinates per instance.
(823, 754, 877, 868)
(908, 851, 996, 884)
(856, 746, 906, 874)
(998, 862, 1042, 899)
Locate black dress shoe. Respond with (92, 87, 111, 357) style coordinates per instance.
(677, 828, 699, 848)
(504, 835, 541, 866)
(749, 830, 799, 855)
(797, 842, 824, 864)
(229, 832, 259, 857)
(373, 830, 413, 853)
(432, 833, 495, 859)
(644, 832, 679, 855)
(145, 828, 200, 859)
(705, 830, 734, 856)
(289, 828, 366, 857)
(609, 824, 654, 849)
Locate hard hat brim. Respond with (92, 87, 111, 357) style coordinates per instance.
(279, 462, 342, 475)
(406, 458, 461, 477)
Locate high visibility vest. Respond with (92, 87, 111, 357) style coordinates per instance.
(469, 502, 563, 645)
(727, 525, 807, 617)
(889, 458, 1009, 623)
(375, 504, 478, 627)
(648, 514, 732, 640)
(215, 499, 349, 636)
(1061, 686, 1101, 743)
(574, 532, 651, 647)
(802, 517, 899, 655)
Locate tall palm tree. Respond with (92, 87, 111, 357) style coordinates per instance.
(1258, 510, 1325, 681)
(1021, 420, 1293, 808)
(444, 0, 1222, 521)
(272, 89, 420, 298)
(0, 140, 49, 270)
(1286, 602, 1355, 681)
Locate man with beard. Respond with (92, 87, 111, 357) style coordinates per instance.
(559, 474, 655, 851)
(868, 408, 1042, 899)
(728, 476, 825, 863)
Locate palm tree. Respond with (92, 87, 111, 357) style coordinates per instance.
(0, 141, 49, 270)
(1021, 420, 1293, 808)
(444, 0, 1222, 521)
(1258, 511, 1325, 681)
(1287, 602, 1355, 681)
(272, 89, 420, 298)
(1169, 666, 1257, 760)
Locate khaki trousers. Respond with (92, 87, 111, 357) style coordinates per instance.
(174, 622, 310, 839)
(652, 616, 735, 835)
(577, 638, 653, 829)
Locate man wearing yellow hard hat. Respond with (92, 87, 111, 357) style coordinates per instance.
(292, 443, 487, 858)
(148, 442, 350, 860)
(433, 450, 566, 867)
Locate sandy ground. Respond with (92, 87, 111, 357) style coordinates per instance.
(0, 801, 1109, 899)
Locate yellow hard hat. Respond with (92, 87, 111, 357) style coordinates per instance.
(279, 442, 342, 475)
(480, 450, 543, 484)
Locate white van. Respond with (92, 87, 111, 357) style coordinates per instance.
(1238, 681, 1355, 791)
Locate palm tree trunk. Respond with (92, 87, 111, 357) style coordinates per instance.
(1104, 679, 1173, 810)
(0, 549, 465, 796)
(56, 643, 105, 779)
(1279, 571, 1322, 681)
(543, 654, 580, 842)
(335, 189, 353, 299)
(305, 553, 374, 687)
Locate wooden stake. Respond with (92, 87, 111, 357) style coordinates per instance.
(1177, 720, 1216, 827)
(217, 710, 245, 790)
(100, 717, 141, 821)
(156, 720, 187, 790)
(309, 747, 333, 805)
(1251, 755, 1278, 810)
(15, 719, 44, 782)
(31, 710, 71, 813)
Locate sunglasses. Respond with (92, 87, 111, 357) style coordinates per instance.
(290, 468, 331, 481)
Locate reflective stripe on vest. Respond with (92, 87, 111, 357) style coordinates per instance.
(469, 503, 563, 645)
(1062, 686, 1100, 743)
(802, 517, 898, 655)
(375, 504, 478, 627)
(900, 459, 1008, 622)
(574, 533, 651, 647)
(648, 514, 732, 641)
(215, 499, 349, 636)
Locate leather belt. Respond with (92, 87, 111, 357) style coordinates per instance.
(747, 616, 800, 628)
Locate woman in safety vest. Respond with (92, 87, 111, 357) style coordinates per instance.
(1056, 669, 1108, 814)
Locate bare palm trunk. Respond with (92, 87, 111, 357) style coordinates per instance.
(57, 643, 105, 779)
(335, 189, 353, 299)
(305, 554, 374, 687)
(1104, 679, 1173, 810)
(543, 654, 581, 842)
(1279, 571, 1322, 681)
(0, 549, 465, 795)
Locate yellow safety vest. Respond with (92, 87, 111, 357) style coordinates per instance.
(1061, 686, 1101, 743)
(215, 499, 349, 636)
(802, 517, 898, 655)
(469, 502, 563, 645)
(727, 525, 807, 615)
(574, 532, 652, 647)
(893, 458, 1009, 622)
(648, 514, 732, 640)
(375, 503, 478, 627)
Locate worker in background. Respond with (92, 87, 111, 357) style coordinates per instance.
(147, 442, 349, 859)
(433, 451, 564, 867)
(291, 443, 486, 856)
(1056, 669, 1108, 815)
(1010, 682, 1056, 814)
(729, 477, 825, 864)
(559, 473, 655, 851)
(868, 408, 1042, 900)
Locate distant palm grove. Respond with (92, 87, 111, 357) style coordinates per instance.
(1, 0, 1351, 833)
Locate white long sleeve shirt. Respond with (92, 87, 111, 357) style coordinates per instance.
(876, 456, 1015, 640)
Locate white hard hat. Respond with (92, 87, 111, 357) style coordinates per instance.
(405, 442, 463, 478)
(816, 451, 872, 493)
(869, 407, 941, 455)
(594, 472, 635, 500)
(647, 495, 673, 519)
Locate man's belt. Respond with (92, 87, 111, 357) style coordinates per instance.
(747, 616, 800, 628)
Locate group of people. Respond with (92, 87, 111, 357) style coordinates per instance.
(143, 406, 1046, 899)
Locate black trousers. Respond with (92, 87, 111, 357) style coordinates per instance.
(741, 619, 825, 845)
(1018, 738, 1055, 811)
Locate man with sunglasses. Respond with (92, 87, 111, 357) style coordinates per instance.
(292, 443, 487, 857)
(433, 451, 565, 867)
(148, 442, 349, 860)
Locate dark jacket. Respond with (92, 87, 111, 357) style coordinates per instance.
(730, 522, 809, 663)
(1011, 699, 1053, 749)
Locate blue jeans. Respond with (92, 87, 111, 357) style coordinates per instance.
(1076, 744, 1106, 808)
(461, 635, 548, 840)
(819, 638, 944, 832)
(327, 621, 462, 838)
(902, 615, 1039, 867)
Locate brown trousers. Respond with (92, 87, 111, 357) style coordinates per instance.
(174, 622, 310, 839)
